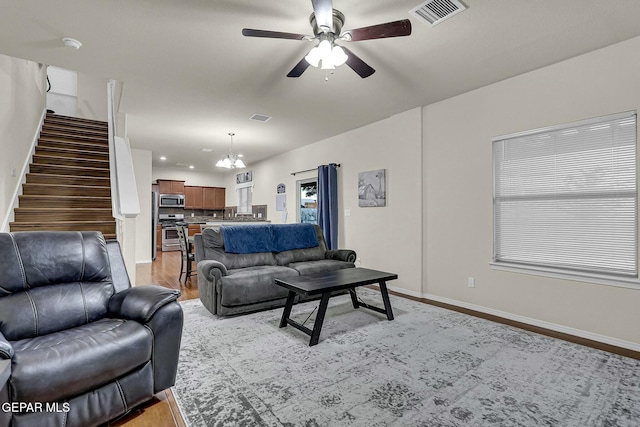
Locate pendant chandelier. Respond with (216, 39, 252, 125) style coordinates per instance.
(215, 132, 246, 169)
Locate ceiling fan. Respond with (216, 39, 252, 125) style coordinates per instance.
(242, 0, 412, 78)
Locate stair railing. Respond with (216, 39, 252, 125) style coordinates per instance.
(107, 80, 140, 220)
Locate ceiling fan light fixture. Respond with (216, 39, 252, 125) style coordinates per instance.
(331, 45, 348, 67)
(305, 46, 321, 67)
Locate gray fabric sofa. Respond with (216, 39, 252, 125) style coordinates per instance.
(194, 224, 356, 316)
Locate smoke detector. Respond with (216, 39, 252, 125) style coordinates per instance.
(62, 37, 82, 49)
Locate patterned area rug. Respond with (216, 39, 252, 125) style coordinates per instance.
(172, 289, 640, 426)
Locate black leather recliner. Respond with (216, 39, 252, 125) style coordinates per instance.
(0, 231, 183, 427)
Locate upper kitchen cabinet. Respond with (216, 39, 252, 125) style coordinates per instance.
(185, 186, 204, 209)
(203, 187, 225, 210)
(157, 180, 185, 195)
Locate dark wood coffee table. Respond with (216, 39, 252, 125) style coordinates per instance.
(275, 268, 398, 346)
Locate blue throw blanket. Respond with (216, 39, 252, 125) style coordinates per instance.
(272, 224, 318, 252)
(221, 224, 319, 254)
(221, 225, 273, 254)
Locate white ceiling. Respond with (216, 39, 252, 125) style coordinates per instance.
(2, 0, 640, 171)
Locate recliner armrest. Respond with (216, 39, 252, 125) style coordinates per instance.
(109, 285, 181, 323)
(0, 331, 13, 359)
(197, 259, 228, 280)
(325, 249, 357, 263)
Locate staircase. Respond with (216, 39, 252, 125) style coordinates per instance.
(10, 113, 116, 239)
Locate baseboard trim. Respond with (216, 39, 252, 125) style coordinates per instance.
(1, 108, 47, 232)
(379, 284, 640, 359)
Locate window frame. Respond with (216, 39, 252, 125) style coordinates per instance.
(490, 111, 640, 289)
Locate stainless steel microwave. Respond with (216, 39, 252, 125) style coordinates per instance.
(159, 194, 185, 208)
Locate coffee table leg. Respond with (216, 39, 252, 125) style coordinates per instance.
(378, 281, 394, 321)
(279, 291, 297, 328)
(349, 288, 359, 309)
(309, 292, 331, 346)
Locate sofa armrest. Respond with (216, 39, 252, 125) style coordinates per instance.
(0, 332, 13, 359)
(108, 285, 181, 323)
(197, 259, 228, 279)
(326, 249, 357, 263)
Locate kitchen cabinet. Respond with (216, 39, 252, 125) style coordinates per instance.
(214, 187, 225, 210)
(157, 180, 185, 195)
(187, 224, 200, 237)
(203, 187, 225, 210)
(185, 186, 204, 209)
(156, 225, 162, 251)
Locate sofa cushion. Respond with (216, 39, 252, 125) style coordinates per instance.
(219, 266, 299, 307)
(274, 245, 326, 266)
(288, 259, 356, 276)
(10, 318, 152, 403)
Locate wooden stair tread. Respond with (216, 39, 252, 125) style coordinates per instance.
(42, 122, 108, 132)
(38, 138, 109, 152)
(30, 164, 111, 177)
(25, 173, 110, 184)
(23, 183, 111, 190)
(45, 113, 108, 127)
(39, 132, 107, 144)
(32, 154, 110, 168)
(20, 194, 111, 200)
(35, 145, 109, 159)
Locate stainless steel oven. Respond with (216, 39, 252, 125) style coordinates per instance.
(162, 227, 181, 252)
(159, 213, 184, 252)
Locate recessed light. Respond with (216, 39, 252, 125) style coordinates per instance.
(189, 165, 195, 169)
(160, 156, 167, 161)
(237, 154, 244, 158)
(201, 148, 215, 153)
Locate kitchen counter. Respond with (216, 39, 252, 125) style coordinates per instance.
(185, 218, 269, 224)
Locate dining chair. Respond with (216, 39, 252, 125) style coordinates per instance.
(176, 225, 196, 283)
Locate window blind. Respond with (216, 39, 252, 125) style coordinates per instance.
(493, 112, 637, 277)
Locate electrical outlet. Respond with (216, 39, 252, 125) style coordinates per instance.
(467, 277, 475, 288)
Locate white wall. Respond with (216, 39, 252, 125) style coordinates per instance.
(77, 72, 107, 121)
(230, 108, 423, 294)
(423, 35, 640, 346)
(132, 149, 153, 264)
(153, 168, 227, 188)
(0, 53, 46, 230)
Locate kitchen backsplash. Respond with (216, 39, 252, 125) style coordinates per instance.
(159, 205, 268, 221)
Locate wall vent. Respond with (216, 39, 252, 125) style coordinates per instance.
(250, 113, 272, 122)
(410, 0, 467, 26)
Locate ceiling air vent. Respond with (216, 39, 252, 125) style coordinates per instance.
(250, 113, 272, 122)
(410, 0, 467, 26)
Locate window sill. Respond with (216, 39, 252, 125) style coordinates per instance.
(490, 262, 640, 290)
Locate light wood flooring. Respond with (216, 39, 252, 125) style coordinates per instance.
(111, 250, 193, 427)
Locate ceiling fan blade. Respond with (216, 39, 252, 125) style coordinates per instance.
(311, 0, 333, 32)
(287, 57, 311, 78)
(342, 19, 412, 41)
(341, 47, 375, 78)
(242, 28, 308, 40)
